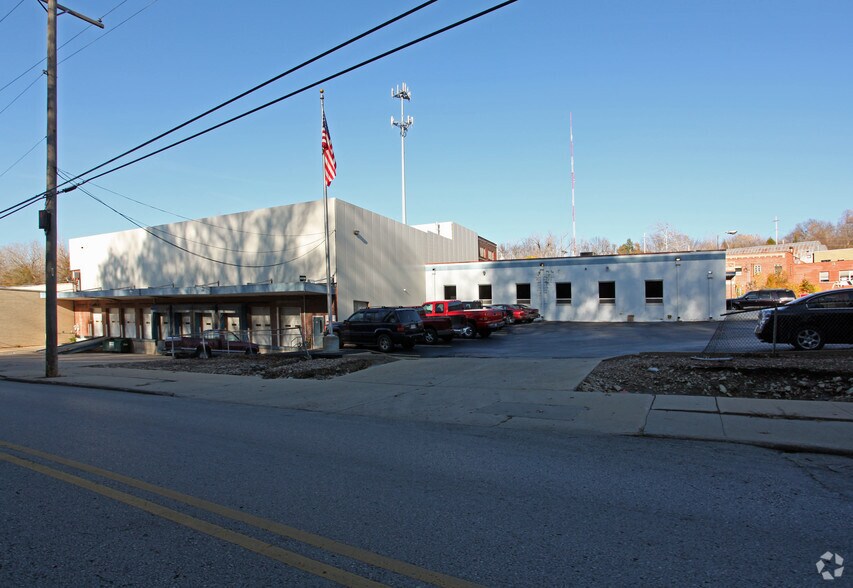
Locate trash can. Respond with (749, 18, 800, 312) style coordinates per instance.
(118, 338, 133, 353)
(102, 338, 132, 352)
(102, 338, 116, 352)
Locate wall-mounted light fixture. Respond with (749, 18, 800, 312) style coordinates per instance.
(353, 229, 360, 236)
(299, 275, 307, 282)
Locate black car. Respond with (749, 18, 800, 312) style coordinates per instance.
(728, 288, 796, 310)
(754, 289, 853, 350)
(337, 307, 424, 352)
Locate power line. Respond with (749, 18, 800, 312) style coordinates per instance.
(72, 179, 329, 269)
(0, 72, 42, 116)
(57, 0, 159, 65)
(0, 0, 142, 96)
(5, 0, 516, 215)
(75, 177, 326, 238)
(65, 0, 518, 190)
(54, 0, 439, 191)
(0, 135, 45, 178)
(0, 0, 26, 25)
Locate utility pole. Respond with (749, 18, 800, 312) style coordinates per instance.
(391, 83, 413, 225)
(773, 216, 779, 243)
(42, 0, 103, 377)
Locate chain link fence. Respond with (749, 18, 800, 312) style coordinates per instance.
(704, 307, 853, 355)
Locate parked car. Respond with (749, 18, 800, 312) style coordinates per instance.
(485, 304, 518, 324)
(337, 307, 424, 352)
(161, 329, 259, 358)
(415, 309, 459, 344)
(754, 289, 853, 350)
(422, 300, 505, 338)
(512, 303, 541, 322)
(727, 289, 796, 310)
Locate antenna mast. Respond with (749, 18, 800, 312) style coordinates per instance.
(391, 82, 414, 225)
(570, 112, 576, 257)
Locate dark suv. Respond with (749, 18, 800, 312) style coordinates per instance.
(727, 288, 796, 310)
(338, 307, 424, 352)
(754, 289, 853, 350)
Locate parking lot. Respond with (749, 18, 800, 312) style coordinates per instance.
(412, 321, 720, 359)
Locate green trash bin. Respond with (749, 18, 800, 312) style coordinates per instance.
(102, 338, 116, 352)
(118, 338, 133, 353)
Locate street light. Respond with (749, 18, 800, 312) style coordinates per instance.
(716, 229, 738, 249)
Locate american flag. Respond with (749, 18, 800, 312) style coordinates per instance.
(322, 113, 336, 187)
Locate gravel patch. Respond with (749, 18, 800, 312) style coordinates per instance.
(577, 351, 853, 402)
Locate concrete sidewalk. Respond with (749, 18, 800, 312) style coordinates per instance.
(1, 352, 851, 456)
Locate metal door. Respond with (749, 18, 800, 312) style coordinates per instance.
(250, 306, 272, 347)
(93, 307, 103, 337)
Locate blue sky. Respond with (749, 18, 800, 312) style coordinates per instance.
(1, 0, 851, 251)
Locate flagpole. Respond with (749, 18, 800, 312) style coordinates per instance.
(320, 90, 335, 337)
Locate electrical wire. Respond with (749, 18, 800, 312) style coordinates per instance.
(55, 170, 329, 254)
(54, 0, 439, 191)
(73, 177, 327, 238)
(74, 180, 328, 269)
(0, 135, 45, 178)
(0, 0, 26, 25)
(57, 0, 159, 66)
(0, 71, 42, 116)
(0, 0, 145, 96)
(6, 0, 517, 215)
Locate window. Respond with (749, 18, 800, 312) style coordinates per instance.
(840, 270, 853, 280)
(516, 283, 531, 304)
(819, 271, 830, 283)
(444, 285, 456, 299)
(753, 265, 762, 275)
(555, 282, 572, 305)
(479, 246, 486, 258)
(645, 280, 663, 304)
(479, 284, 492, 304)
(422, 303, 433, 313)
(435, 303, 445, 313)
(774, 265, 783, 275)
(599, 281, 615, 304)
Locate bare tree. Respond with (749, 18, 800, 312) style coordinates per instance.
(0, 241, 71, 286)
(498, 232, 566, 259)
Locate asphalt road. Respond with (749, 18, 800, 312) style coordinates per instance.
(1, 381, 850, 586)
(414, 321, 720, 358)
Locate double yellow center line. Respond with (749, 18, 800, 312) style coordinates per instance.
(0, 440, 482, 588)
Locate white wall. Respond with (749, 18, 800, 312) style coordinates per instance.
(70, 199, 330, 291)
(425, 252, 727, 322)
(334, 200, 478, 316)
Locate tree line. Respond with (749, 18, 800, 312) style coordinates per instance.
(498, 209, 853, 259)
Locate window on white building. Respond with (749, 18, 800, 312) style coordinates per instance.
(479, 284, 492, 305)
(645, 280, 663, 304)
(516, 283, 531, 304)
(444, 285, 457, 299)
(555, 282, 572, 305)
(599, 281, 616, 304)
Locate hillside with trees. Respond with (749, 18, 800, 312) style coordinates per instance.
(498, 209, 852, 259)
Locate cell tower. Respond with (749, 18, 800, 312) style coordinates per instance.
(570, 112, 576, 257)
(391, 83, 414, 225)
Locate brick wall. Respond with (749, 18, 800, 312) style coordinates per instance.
(0, 289, 75, 348)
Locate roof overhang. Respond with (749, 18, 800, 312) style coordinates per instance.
(58, 281, 330, 301)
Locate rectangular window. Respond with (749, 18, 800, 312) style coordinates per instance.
(478, 284, 492, 305)
(819, 271, 830, 282)
(645, 280, 664, 304)
(840, 270, 853, 283)
(753, 264, 762, 275)
(555, 282, 572, 305)
(774, 265, 783, 275)
(599, 281, 616, 304)
(444, 285, 457, 299)
(516, 283, 531, 304)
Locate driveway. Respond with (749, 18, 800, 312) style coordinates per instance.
(414, 321, 719, 359)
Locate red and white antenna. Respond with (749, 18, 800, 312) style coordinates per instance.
(570, 112, 576, 257)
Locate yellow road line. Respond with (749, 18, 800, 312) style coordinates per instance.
(0, 450, 385, 587)
(0, 440, 482, 588)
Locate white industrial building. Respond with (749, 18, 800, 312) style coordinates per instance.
(61, 198, 726, 352)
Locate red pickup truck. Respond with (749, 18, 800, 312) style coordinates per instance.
(422, 300, 505, 338)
